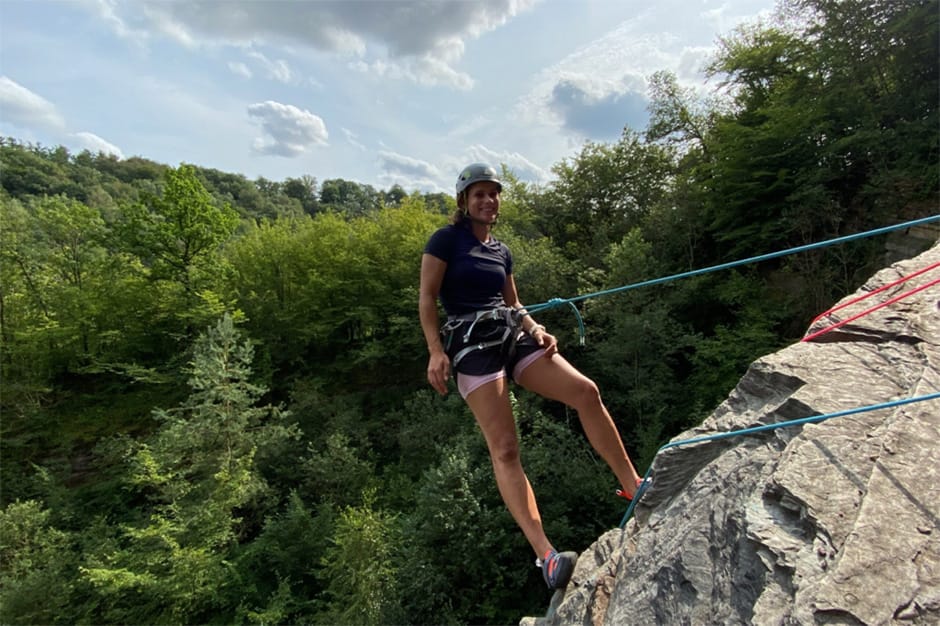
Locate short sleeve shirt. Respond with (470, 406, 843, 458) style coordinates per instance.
(424, 224, 513, 316)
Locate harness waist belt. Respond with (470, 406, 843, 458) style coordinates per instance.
(442, 307, 528, 370)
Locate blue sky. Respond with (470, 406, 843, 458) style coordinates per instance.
(0, 0, 776, 194)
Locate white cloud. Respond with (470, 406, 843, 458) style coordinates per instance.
(510, 1, 772, 142)
(378, 150, 449, 193)
(248, 100, 329, 157)
(379, 150, 441, 179)
(350, 55, 474, 91)
(89, 0, 148, 43)
(0, 76, 66, 131)
(342, 127, 366, 151)
(228, 61, 252, 78)
(676, 46, 717, 84)
(463, 144, 551, 184)
(72, 131, 124, 158)
(143, 3, 196, 47)
(513, 28, 674, 136)
(377, 150, 445, 192)
(247, 51, 293, 83)
(95, 0, 538, 88)
(6, 0, 775, 189)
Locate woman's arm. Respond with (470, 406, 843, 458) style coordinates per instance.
(419, 253, 450, 394)
(503, 274, 557, 356)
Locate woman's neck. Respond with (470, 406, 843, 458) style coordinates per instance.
(470, 220, 491, 242)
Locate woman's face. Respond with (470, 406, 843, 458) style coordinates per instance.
(463, 181, 501, 225)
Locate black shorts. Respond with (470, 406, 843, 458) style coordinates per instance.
(444, 319, 543, 380)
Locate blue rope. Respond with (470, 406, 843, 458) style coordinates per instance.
(618, 391, 940, 528)
(524, 215, 940, 525)
(544, 298, 586, 346)
(526, 215, 940, 342)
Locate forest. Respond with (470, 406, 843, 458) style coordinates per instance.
(1, 1, 937, 624)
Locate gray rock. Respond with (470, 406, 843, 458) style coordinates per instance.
(524, 242, 940, 626)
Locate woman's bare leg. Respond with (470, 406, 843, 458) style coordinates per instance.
(516, 354, 642, 497)
(464, 376, 553, 558)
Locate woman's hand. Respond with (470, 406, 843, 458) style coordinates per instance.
(427, 350, 451, 395)
(532, 327, 558, 357)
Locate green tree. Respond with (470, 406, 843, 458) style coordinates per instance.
(319, 178, 381, 217)
(224, 196, 439, 389)
(0, 196, 54, 387)
(703, 0, 937, 259)
(122, 164, 238, 295)
(0, 138, 71, 197)
(318, 492, 402, 625)
(233, 492, 335, 624)
(0, 194, 153, 392)
(81, 315, 299, 623)
(32, 195, 108, 355)
(398, 437, 513, 625)
(536, 130, 673, 267)
(118, 164, 239, 340)
(283, 175, 320, 215)
(0, 500, 77, 624)
(301, 432, 376, 508)
(646, 70, 716, 153)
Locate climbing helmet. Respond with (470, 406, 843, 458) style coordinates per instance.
(456, 163, 502, 196)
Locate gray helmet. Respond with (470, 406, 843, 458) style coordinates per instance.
(456, 163, 502, 195)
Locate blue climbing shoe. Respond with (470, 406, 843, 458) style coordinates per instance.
(538, 549, 576, 589)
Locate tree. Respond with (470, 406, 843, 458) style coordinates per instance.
(0, 194, 140, 389)
(0, 138, 71, 197)
(535, 130, 673, 267)
(283, 175, 319, 215)
(382, 183, 407, 207)
(81, 315, 299, 623)
(122, 164, 239, 295)
(318, 492, 402, 625)
(232, 492, 335, 624)
(223, 197, 439, 389)
(0, 500, 77, 624)
(118, 164, 239, 339)
(319, 178, 381, 217)
(646, 70, 716, 154)
(693, 0, 937, 330)
(32, 195, 108, 355)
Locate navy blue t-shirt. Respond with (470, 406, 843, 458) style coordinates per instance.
(424, 224, 513, 316)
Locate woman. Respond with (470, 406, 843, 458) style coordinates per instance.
(419, 163, 644, 590)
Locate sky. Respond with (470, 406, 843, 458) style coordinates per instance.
(0, 0, 777, 194)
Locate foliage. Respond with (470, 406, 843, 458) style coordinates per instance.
(0, 2, 936, 623)
(535, 129, 673, 267)
(79, 315, 298, 623)
(318, 491, 403, 625)
(0, 500, 78, 624)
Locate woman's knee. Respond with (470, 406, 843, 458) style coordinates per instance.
(570, 376, 603, 411)
(488, 435, 521, 466)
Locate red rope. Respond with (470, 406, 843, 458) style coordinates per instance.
(802, 272, 940, 342)
(807, 261, 940, 328)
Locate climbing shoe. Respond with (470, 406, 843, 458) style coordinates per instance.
(537, 549, 576, 589)
(616, 477, 652, 501)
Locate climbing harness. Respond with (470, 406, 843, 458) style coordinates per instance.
(441, 306, 529, 370)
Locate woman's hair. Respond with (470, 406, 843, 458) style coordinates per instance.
(450, 190, 469, 224)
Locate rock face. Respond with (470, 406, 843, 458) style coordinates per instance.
(524, 242, 940, 626)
